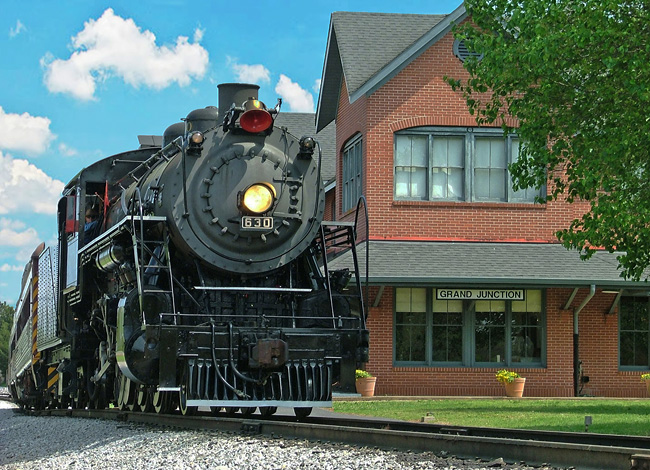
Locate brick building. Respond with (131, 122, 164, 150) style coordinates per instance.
(315, 4, 650, 397)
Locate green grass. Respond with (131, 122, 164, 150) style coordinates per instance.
(333, 399, 650, 436)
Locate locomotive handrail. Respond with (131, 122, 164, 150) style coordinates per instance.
(353, 195, 370, 324)
(115, 135, 182, 188)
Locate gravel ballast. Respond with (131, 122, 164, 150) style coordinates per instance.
(0, 399, 565, 470)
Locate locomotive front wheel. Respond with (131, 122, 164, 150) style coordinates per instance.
(178, 384, 197, 416)
(259, 406, 277, 417)
(241, 407, 256, 417)
(178, 365, 197, 416)
(294, 407, 312, 419)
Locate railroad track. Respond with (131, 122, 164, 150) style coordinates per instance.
(8, 404, 649, 470)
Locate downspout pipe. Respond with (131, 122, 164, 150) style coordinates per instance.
(574, 284, 596, 396)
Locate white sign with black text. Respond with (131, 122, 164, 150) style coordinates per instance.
(436, 289, 525, 301)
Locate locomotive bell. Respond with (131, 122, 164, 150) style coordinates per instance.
(239, 99, 273, 133)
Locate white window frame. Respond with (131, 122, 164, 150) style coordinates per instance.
(394, 127, 544, 203)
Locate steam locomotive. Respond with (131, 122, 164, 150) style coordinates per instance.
(8, 83, 368, 418)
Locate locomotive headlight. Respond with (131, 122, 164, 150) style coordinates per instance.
(187, 131, 204, 155)
(189, 131, 204, 145)
(241, 183, 276, 214)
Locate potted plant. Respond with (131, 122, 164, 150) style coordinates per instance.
(355, 369, 377, 397)
(496, 369, 526, 397)
(641, 373, 650, 394)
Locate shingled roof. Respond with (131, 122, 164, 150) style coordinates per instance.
(316, 5, 467, 131)
(329, 240, 650, 289)
(274, 112, 336, 184)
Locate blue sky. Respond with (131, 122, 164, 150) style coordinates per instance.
(0, 0, 462, 305)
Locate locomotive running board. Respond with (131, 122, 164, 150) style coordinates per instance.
(194, 286, 312, 293)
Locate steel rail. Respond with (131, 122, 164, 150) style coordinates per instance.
(12, 406, 650, 470)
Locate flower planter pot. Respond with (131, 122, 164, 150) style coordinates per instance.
(504, 377, 526, 398)
(355, 377, 377, 397)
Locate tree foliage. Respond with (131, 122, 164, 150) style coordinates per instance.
(0, 301, 14, 385)
(448, 0, 650, 279)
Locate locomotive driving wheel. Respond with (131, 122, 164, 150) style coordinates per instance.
(152, 389, 169, 414)
(86, 363, 106, 410)
(117, 373, 136, 411)
(137, 385, 153, 412)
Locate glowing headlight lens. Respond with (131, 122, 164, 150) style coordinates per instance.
(189, 131, 204, 145)
(242, 184, 275, 214)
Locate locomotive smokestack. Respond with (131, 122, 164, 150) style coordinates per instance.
(217, 83, 260, 122)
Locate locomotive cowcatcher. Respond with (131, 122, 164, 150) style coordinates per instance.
(8, 83, 369, 418)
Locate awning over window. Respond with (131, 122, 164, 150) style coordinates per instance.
(329, 240, 649, 289)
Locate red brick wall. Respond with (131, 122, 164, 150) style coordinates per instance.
(324, 188, 335, 221)
(349, 29, 590, 242)
(332, 23, 645, 397)
(363, 287, 647, 397)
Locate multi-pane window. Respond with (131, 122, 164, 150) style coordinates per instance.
(619, 296, 650, 368)
(394, 288, 544, 367)
(395, 135, 428, 200)
(475, 138, 507, 200)
(474, 300, 506, 363)
(432, 298, 463, 362)
(511, 290, 543, 364)
(394, 128, 543, 203)
(342, 135, 363, 212)
(395, 288, 427, 362)
(431, 137, 464, 200)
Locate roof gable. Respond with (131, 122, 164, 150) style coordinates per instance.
(316, 4, 467, 131)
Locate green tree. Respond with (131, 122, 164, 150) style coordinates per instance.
(0, 302, 14, 385)
(447, 0, 650, 279)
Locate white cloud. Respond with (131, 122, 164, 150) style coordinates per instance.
(193, 27, 204, 43)
(274, 75, 314, 112)
(0, 218, 40, 248)
(0, 227, 39, 247)
(9, 20, 26, 38)
(0, 107, 56, 155)
(58, 142, 78, 157)
(1, 218, 27, 231)
(0, 263, 24, 272)
(0, 152, 64, 215)
(42, 8, 209, 101)
(313, 79, 322, 93)
(231, 62, 271, 84)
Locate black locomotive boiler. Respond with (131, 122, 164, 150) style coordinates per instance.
(8, 83, 369, 417)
